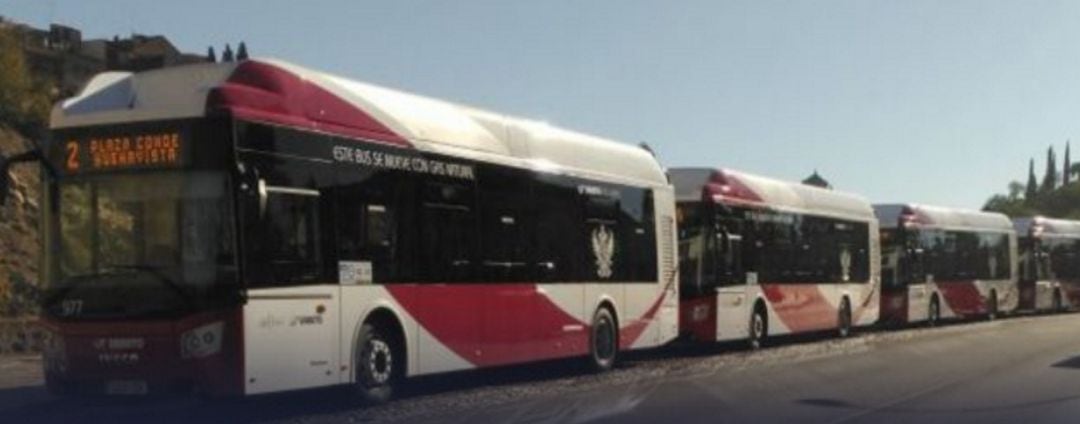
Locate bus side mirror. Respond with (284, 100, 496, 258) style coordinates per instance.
(0, 149, 52, 206)
(257, 178, 268, 218)
(234, 161, 267, 218)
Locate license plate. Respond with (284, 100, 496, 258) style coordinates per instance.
(105, 380, 148, 395)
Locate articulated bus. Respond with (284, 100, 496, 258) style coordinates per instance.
(670, 168, 880, 347)
(1014, 216, 1080, 312)
(876, 204, 1018, 325)
(11, 59, 680, 399)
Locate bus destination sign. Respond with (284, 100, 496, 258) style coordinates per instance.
(62, 131, 186, 173)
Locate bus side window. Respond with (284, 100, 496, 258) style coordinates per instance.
(720, 223, 743, 286)
(336, 179, 397, 283)
(418, 180, 476, 282)
(534, 177, 587, 282)
(478, 168, 534, 282)
(252, 188, 322, 285)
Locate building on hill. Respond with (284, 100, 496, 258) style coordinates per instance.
(802, 170, 833, 189)
(0, 16, 206, 98)
(104, 34, 207, 72)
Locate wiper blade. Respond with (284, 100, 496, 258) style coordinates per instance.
(42, 270, 126, 307)
(103, 264, 195, 310)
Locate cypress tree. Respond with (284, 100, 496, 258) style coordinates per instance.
(1065, 141, 1072, 185)
(1026, 158, 1038, 201)
(222, 44, 234, 62)
(206, 46, 216, 63)
(237, 42, 249, 61)
(1041, 146, 1057, 193)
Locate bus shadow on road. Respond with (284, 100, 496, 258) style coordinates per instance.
(1051, 355, 1080, 370)
(1, 384, 373, 424)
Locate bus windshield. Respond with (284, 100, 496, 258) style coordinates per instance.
(44, 171, 238, 319)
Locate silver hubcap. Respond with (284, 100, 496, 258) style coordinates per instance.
(753, 314, 764, 338)
(368, 340, 392, 384)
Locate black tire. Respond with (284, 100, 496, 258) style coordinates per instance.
(928, 296, 941, 327)
(589, 307, 618, 372)
(986, 291, 998, 321)
(1053, 289, 1064, 313)
(749, 305, 768, 350)
(837, 298, 852, 338)
(354, 323, 399, 405)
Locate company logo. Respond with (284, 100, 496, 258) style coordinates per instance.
(290, 315, 324, 327)
(93, 338, 146, 351)
(840, 248, 852, 282)
(98, 352, 140, 365)
(591, 224, 615, 279)
(258, 314, 286, 329)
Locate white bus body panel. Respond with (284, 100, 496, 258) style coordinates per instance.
(243, 286, 342, 395)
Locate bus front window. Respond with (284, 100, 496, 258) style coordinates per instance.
(45, 171, 237, 319)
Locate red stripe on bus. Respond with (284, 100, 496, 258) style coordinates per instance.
(384, 284, 665, 367)
(761, 284, 836, 333)
(207, 60, 411, 147)
(935, 281, 986, 317)
(679, 295, 718, 342)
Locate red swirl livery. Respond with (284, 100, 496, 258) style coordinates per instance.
(670, 168, 881, 346)
(876, 204, 1018, 325)
(1014, 216, 1080, 313)
(31, 59, 679, 399)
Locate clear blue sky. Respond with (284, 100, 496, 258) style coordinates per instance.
(2, 0, 1077, 208)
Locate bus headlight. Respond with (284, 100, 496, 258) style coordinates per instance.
(180, 321, 224, 359)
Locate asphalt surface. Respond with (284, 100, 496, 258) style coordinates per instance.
(1, 313, 1079, 423)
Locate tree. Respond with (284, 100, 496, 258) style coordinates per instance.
(1007, 181, 1024, 200)
(222, 43, 234, 62)
(236, 42, 249, 61)
(0, 27, 51, 137)
(207, 46, 216, 63)
(1066, 141, 1073, 186)
(1026, 158, 1038, 201)
(1041, 146, 1057, 193)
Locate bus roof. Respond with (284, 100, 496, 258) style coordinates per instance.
(50, 58, 667, 187)
(874, 203, 1013, 232)
(1013, 216, 1080, 239)
(668, 167, 875, 221)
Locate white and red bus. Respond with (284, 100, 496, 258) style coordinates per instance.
(876, 204, 1018, 325)
(670, 168, 880, 347)
(1014, 216, 1080, 312)
(4, 59, 680, 399)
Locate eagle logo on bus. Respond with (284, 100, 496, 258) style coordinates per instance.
(592, 224, 615, 279)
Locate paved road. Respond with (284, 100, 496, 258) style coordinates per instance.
(1, 313, 1079, 423)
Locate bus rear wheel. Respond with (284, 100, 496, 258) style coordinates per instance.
(589, 307, 618, 372)
(837, 298, 852, 338)
(986, 291, 998, 321)
(749, 306, 768, 350)
(1053, 289, 1064, 313)
(354, 324, 398, 404)
(928, 296, 940, 327)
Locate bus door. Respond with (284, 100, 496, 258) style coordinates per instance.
(905, 240, 930, 322)
(714, 216, 749, 340)
(242, 178, 342, 394)
(879, 229, 908, 323)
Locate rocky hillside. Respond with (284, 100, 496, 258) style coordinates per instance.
(0, 126, 41, 317)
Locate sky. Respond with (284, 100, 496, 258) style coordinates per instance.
(2, 0, 1078, 209)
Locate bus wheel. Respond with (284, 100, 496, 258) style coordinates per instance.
(355, 324, 398, 404)
(589, 307, 618, 372)
(928, 296, 940, 327)
(749, 305, 768, 350)
(837, 298, 852, 338)
(986, 291, 998, 321)
(1053, 289, 1064, 313)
